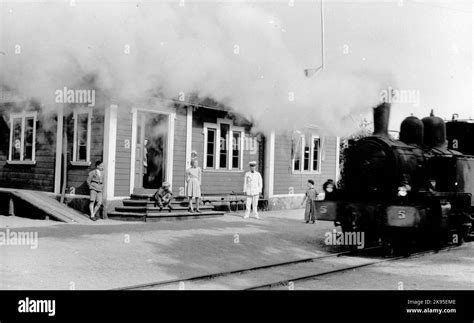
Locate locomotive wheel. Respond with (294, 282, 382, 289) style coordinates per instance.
(339, 206, 381, 250)
(384, 228, 412, 256)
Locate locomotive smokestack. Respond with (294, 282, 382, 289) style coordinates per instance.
(373, 102, 391, 137)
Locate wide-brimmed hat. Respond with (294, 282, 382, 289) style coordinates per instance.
(162, 182, 171, 188)
(249, 161, 257, 166)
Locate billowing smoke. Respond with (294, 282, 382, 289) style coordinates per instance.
(0, 1, 391, 136)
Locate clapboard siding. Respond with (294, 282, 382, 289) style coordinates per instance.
(66, 107, 105, 195)
(114, 106, 132, 197)
(273, 132, 338, 195)
(0, 103, 57, 192)
(190, 108, 260, 194)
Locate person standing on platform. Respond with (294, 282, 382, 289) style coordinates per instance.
(87, 160, 104, 221)
(186, 159, 202, 213)
(243, 161, 262, 219)
(301, 179, 317, 223)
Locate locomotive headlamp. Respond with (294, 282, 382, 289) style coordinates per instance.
(397, 184, 411, 197)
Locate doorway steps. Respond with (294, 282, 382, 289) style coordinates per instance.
(108, 193, 224, 222)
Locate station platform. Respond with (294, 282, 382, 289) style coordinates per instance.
(0, 209, 333, 289)
(1, 209, 472, 290)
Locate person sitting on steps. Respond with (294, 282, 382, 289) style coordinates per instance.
(153, 182, 174, 212)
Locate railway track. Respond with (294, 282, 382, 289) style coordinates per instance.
(246, 244, 464, 290)
(115, 244, 465, 290)
(245, 246, 459, 290)
(114, 249, 360, 290)
(112, 245, 417, 291)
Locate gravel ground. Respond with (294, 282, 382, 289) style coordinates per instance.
(0, 210, 472, 290)
(285, 245, 474, 290)
(0, 210, 337, 290)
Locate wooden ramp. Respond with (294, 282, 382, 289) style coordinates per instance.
(2, 188, 90, 224)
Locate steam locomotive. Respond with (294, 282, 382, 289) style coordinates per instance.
(314, 103, 474, 253)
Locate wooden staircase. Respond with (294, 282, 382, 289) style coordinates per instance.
(108, 191, 224, 222)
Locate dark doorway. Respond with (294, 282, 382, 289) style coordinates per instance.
(135, 112, 168, 190)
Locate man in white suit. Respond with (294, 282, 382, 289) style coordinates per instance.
(243, 161, 263, 219)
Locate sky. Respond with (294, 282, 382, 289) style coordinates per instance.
(257, 0, 473, 130)
(0, 0, 472, 135)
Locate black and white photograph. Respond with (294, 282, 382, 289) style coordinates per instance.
(0, 0, 472, 321)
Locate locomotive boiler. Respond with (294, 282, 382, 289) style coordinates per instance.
(314, 103, 474, 253)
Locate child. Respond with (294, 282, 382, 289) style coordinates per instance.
(153, 182, 174, 212)
(322, 179, 336, 200)
(301, 179, 317, 223)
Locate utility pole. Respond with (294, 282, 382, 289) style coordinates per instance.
(320, 0, 325, 71)
(304, 0, 325, 77)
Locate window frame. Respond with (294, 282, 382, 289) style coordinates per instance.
(291, 132, 322, 174)
(71, 107, 92, 166)
(311, 135, 322, 173)
(7, 111, 37, 165)
(204, 126, 217, 169)
(203, 118, 245, 171)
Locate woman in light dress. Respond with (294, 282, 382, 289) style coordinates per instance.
(186, 159, 202, 213)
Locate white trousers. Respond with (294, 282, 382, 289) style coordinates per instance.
(245, 195, 259, 216)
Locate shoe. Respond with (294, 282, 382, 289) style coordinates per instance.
(243, 214, 250, 219)
(168, 206, 173, 213)
(305, 221, 309, 224)
(196, 209, 202, 213)
(253, 214, 260, 219)
(311, 220, 315, 224)
(91, 217, 97, 221)
(188, 208, 195, 213)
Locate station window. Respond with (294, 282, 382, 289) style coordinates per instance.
(206, 128, 216, 168)
(8, 112, 37, 164)
(72, 108, 92, 165)
(291, 131, 321, 173)
(203, 119, 244, 171)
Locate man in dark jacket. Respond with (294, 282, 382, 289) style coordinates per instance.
(87, 160, 104, 221)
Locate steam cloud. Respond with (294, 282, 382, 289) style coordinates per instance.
(0, 1, 392, 136)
